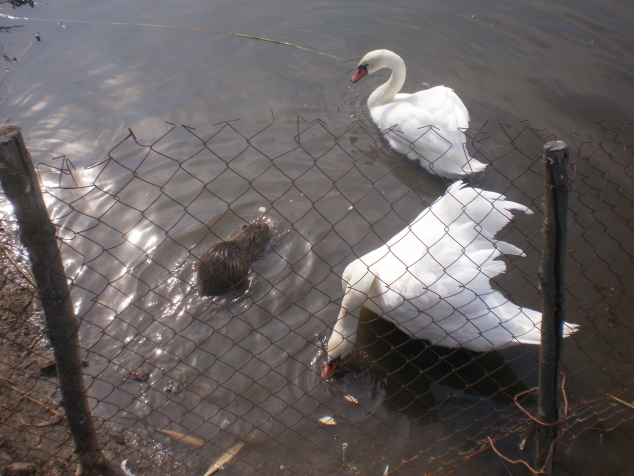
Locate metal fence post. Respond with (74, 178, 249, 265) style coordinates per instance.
(535, 140, 569, 474)
(0, 126, 113, 474)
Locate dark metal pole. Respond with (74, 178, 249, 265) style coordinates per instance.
(535, 140, 569, 474)
(0, 126, 113, 474)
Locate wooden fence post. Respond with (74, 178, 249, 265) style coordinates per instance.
(0, 126, 113, 474)
(535, 140, 569, 474)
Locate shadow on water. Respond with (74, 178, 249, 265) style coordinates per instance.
(354, 308, 532, 412)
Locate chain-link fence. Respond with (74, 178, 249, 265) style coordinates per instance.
(0, 116, 632, 475)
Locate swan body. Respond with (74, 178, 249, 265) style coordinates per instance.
(351, 49, 486, 178)
(323, 182, 578, 378)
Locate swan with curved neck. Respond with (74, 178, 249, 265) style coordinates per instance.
(322, 182, 578, 379)
(351, 49, 486, 178)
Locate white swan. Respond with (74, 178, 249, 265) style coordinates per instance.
(322, 182, 578, 378)
(351, 49, 486, 178)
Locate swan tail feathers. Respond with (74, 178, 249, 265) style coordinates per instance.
(508, 307, 579, 346)
(465, 157, 487, 174)
(563, 321, 580, 337)
(495, 241, 525, 257)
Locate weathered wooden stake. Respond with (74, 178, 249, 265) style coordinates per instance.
(535, 140, 569, 474)
(0, 126, 112, 474)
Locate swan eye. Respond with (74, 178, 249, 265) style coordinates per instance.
(359, 64, 368, 72)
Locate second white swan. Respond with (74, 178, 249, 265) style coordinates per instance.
(322, 182, 578, 378)
(351, 49, 486, 178)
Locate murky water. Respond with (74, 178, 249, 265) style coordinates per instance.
(0, 0, 632, 474)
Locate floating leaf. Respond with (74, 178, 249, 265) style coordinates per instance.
(319, 416, 337, 426)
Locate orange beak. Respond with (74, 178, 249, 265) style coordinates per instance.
(322, 360, 340, 379)
(351, 67, 368, 83)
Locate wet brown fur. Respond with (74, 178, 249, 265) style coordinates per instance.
(198, 222, 270, 296)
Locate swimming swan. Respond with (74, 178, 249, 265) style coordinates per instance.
(322, 182, 578, 378)
(351, 49, 486, 178)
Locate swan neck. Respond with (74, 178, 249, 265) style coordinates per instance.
(328, 307, 360, 359)
(368, 58, 405, 107)
(333, 309, 360, 340)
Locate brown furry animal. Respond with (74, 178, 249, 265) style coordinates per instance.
(198, 222, 270, 297)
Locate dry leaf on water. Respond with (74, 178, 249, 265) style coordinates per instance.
(156, 428, 204, 447)
(204, 441, 246, 476)
(319, 416, 337, 426)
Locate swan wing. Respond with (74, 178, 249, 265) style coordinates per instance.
(410, 182, 532, 239)
(407, 86, 470, 131)
(372, 93, 482, 177)
(375, 99, 460, 154)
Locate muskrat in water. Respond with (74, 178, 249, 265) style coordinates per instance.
(198, 222, 270, 297)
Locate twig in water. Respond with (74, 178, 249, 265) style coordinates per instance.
(0, 243, 36, 288)
(204, 441, 245, 476)
(20, 415, 62, 427)
(0, 375, 65, 419)
(0, 40, 32, 87)
(156, 428, 204, 447)
(608, 394, 634, 411)
(193, 27, 353, 63)
(0, 14, 355, 64)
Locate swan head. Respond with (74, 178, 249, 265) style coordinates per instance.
(322, 328, 355, 379)
(351, 49, 404, 83)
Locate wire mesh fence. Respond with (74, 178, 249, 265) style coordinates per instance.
(0, 115, 632, 475)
